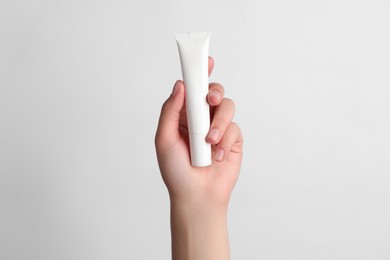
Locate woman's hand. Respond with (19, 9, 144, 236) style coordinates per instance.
(155, 57, 243, 208)
(155, 57, 243, 260)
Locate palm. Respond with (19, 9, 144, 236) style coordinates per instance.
(159, 106, 242, 205)
(156, 57, 243, 206)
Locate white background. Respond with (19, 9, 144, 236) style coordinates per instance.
(1, 0, 390, 259)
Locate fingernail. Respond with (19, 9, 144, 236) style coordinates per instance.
(215, 149, 224, 162)
(208, 91, 221, 102)
(171, 81, 180, 97)
(208, 128, 220, 142)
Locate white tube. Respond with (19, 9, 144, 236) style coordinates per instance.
(175, 32, 211, 167)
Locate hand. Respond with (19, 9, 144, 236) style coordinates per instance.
(155, 57, 243, 260)
(155, 57, 243, 208)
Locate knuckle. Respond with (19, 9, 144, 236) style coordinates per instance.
(230, 122, 244, 143)
(230, 122, 240, 131)
(230, 121, 239, 128)
(222, 98, 235, 110)
(211, 99, 236, 128)
(154, 130, 163, 149)
(160, 99, 171, 113)
(209, 82, 224, 93)
(214, 114, 231, 128)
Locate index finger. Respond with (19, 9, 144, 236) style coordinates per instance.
(208, 56, 214, 77)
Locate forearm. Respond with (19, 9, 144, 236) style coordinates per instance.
(170, 200, 230, 260)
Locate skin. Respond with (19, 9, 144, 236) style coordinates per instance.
(155, 57, 243, 260)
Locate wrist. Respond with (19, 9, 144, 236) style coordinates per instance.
(170, 198, 228, 226)
(168, 184, 232, 213)
(170, 198, 230, 260)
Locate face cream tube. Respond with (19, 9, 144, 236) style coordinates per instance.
(175, 32, 211, 167)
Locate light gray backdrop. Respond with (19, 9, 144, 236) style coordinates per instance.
(1, 0, 390, 259)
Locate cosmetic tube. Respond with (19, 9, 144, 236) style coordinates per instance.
(175, 32, 211, 167)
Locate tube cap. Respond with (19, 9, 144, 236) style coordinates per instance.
(189, 134, 211, 167)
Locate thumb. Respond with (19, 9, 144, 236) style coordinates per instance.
(155, 80, 185, 149)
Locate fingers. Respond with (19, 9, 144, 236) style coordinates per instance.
(207, 56, 224, 106)
(155, 80, 185, 149)
(207, 98, 235, 144)
(208, 56, 214, 76)
(207, 96, 242, 162)
(207, 82, 224, 106)
(214, 122, 242, 162)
